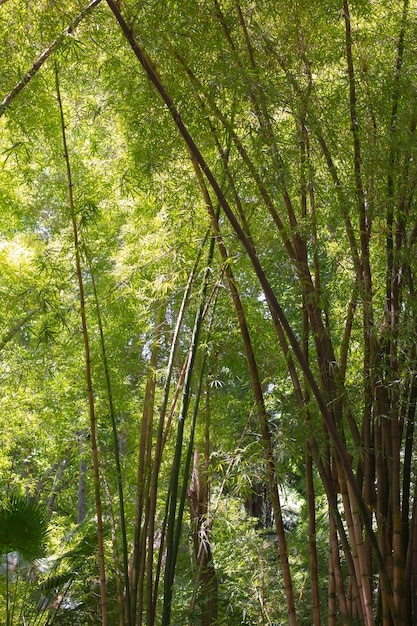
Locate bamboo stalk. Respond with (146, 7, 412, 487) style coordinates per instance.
(0, 0, 102, 115)
(146, 235, 207, 626)
(0, 309, 38, 351)
(105, 5, 400, 622)
(190, 156, 298, 625)
(55, 67, 108, 625)
(161, 222, 218, 625)
(130, 306, 164, 625)
(86, 252, 132, 625)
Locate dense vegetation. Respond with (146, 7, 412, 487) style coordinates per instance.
(1, 1, 417, 624)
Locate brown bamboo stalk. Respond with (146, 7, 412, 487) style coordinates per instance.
(337, 462, 368, 624)
(309, 438, 363, 623)
(405, 478, 417, 622)
(386, 3, 411, 607)
(301, 287, 322, 622)
(0, 0, 102, 115)
(374, 397, 392, 626)
(306, 446, 321, 626)
(389, 217, 406, 625)
(342, 4, 378, 619)
(130, 308, 164, 625)
(0, 309, 38, 351)
(300, 112, 321, 626)
(402, 373, 417, 561)
(328, 529, 336, 626)
(55, 67, 107, 625)
(329, 512, 350, 626)
(346, 481, 375, 626)
(386, 0, 410, 315)
(102, 469, 125, 626)
(104, 7, 399, 621)
(190, 156, 298, 625)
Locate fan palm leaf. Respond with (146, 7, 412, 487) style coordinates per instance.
(0, 494, 49, 562)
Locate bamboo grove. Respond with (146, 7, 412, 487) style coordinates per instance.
(1, 1, 417, 625)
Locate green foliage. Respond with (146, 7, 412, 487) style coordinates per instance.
(1, 0, 417, 623)
(0, 519, 106, 625)
(0, 493, 49, 562)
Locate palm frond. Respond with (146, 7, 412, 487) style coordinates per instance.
(0, 493, 49, 562)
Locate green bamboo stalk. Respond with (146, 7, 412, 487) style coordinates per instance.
(172, 284, 219, 572)
(134, 285, 208, 625)
(146, 233, 208, 626)
(162, 231, 217, 626)
(86, 252, 132, 626)
(130, 305, 164, 625)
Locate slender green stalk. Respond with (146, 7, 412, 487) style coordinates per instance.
(162, 231, 217, 626)
(172, 284, 219, 569)
(85, 252, 131, 625)
(146, 233, 208, 625)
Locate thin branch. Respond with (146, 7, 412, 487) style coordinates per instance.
(0, 308, 38, 351)
(0, 0, 102, 115)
